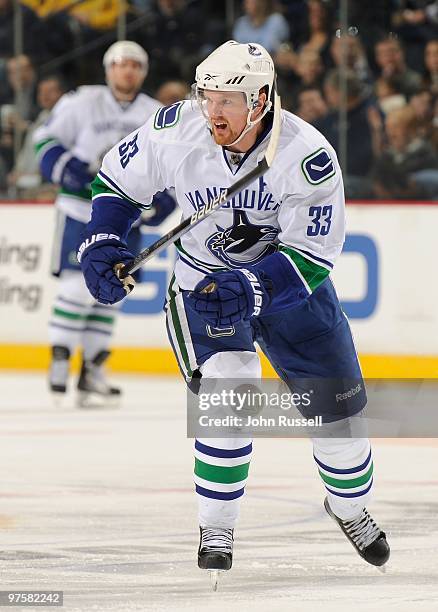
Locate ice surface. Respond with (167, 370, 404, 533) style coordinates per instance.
(1, 373, 438, 612)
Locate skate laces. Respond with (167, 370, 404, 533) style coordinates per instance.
(342, 508, 381, 550)
(200, 528, 233, 553)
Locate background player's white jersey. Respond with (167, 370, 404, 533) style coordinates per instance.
(35, 85, 160, 222)
(96, 101, 345, 290)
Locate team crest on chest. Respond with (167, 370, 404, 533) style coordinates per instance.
(206, 210, 278, 268)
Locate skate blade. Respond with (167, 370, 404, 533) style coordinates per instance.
(209, 569, 221, 591)
(76, 392, 121, 410)
(51, 392, 66, 409)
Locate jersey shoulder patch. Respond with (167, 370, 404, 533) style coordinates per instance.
(301, 147, 335, 185)
(153, 101, 185, 130)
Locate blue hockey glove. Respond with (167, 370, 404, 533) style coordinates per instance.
(77, 234, 136, 305)
(60, 156, 94, 191)
(188, 268, 272, 327)
(140, 190, 176, 226)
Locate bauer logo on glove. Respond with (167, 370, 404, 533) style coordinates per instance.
(77, 233, 121, 263)
(77, 230, 136, 305)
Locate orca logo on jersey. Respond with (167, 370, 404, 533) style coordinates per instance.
(206, 210, 278, 268)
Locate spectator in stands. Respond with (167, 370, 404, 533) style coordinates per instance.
(7, 74, 66, 196)
(432, 95, 438, 150)
(275, 0, 334, 93)
(423, 39, 438, 95)
(374, 36, 423, 98)
(391, 1, 438, 72)
(133, 0, 206, 90)
(315, 69, 383, 198)
(372, 105, 438, 199)
(4, 54, 38, 121)
(0, 54, 38, 173)
(295, 85, 328, 124)
(232, 0, 290, 54)
(409, 88, 435, 140)
(155, 80, 190, 106)
(282, 47, 324, 110)
(374, 77, 407, 115)
(0, 0, 46, 62)
(330, 33, 373, 93)
(344, 2, 393, 63)
(293, 0, 334, 65)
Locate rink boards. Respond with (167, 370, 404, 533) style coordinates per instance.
(0, 200, 437, 377)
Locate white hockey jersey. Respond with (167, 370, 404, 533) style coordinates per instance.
(94, 100, 346, 292)
(34, 85, 161, 222)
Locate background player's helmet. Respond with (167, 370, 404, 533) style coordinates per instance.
(194, 40, 275, 145)
(103, 41, 149, 75)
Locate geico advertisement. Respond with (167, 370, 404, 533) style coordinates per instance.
(0, 203, 436, 353)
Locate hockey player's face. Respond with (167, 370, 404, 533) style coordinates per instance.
(203, 90, 249, 146)
(108, 59, 145, 96)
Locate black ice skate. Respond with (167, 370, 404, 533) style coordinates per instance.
(324, 497, 390, 570)
(198, 526, 233, 590)
(49, 345, 71, 403)
(76, 350, 121, 408)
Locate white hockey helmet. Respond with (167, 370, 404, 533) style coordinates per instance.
(103, 40, 149, 74)
(194, 41, 275, 144)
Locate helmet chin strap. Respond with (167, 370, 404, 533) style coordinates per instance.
(222, 99, 272, 149)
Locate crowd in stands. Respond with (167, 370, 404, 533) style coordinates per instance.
(0, 0, 437, 200)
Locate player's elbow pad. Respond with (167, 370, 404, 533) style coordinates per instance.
(38, 141, 69, 183)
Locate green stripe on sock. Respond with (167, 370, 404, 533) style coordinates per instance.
(53, 307, 84, 320)
(279, 246, 329, 292)
(319, 463, 373, 489)
(87, 314, 114, 325)
(169, 297, 192, 377)
(195, 458, 250, 484)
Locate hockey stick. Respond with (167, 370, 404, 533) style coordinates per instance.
(121, 89, 282, 278)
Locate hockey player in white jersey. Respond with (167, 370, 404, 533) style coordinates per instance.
(34, 41, 175, 407)
(77, 41, 390, 578)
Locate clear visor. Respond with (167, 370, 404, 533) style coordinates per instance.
(191, 84, 250, 121)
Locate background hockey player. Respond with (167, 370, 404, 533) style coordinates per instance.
(76, 41, 390, 575)
(34, 40, 175, 407)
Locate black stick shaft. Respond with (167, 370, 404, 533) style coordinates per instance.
(125, 159, 268, 275)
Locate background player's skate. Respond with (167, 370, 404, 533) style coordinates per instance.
(77, 349, 121, 409)
(48, 345, 71, 404)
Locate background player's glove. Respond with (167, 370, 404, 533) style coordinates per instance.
(140, 190, 177, 226)
(188, 268, 272, 327)
(38, 138, 94, 191)
(77, 234, 135, 305)
(60, 156, 94, 191)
